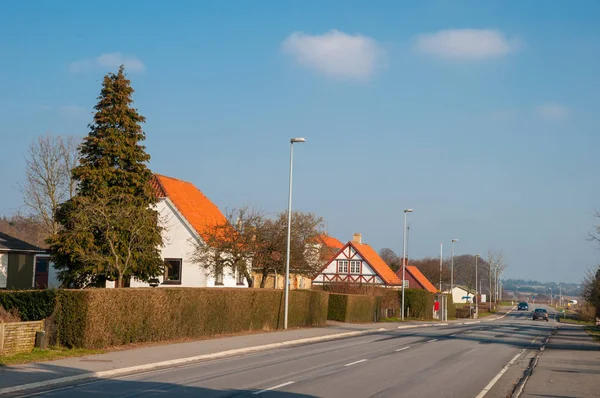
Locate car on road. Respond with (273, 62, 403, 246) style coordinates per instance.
(532, 308, 549, 321)
(518, 302, 529, 311)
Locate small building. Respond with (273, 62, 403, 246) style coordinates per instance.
(312, 233, 402, 287)
(0, 232, 47, 289)
(445, 285, 476, 304)
(396, 265, 438, 293)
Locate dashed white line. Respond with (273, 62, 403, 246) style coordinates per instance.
(345, 359, 368, 367)
(427, 339, 438, 343)
(449, 334, 457, 337)
(252, 381, 295, 395)
(475, 350, 525, 398)
(395, 346, 410, 352)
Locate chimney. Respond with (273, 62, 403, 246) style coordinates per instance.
(352, 233, 362, 244)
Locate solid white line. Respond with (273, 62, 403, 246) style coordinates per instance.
(0, 329, 385, 395)
(395, 346, 410, 352)
(345, 359, 367, 367)
(252, 381, 295, 395)
(475, 350, 524, 398)
(427, 339, 438, 343)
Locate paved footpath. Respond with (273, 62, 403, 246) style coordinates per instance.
(518, 323, 600, 398)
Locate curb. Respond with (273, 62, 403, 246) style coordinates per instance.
(0, 328, 387, 395)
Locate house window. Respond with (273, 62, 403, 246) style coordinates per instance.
(215, 269, 224, 285)
(350, 260, 361, 274)
(403, 280, 409, 288)
(337, 260, 348, 273)
(35, 257, 49, 273)
(236, 270, 245, 285)
(163, 259, 182, 284)
(299, 278, 305, 289)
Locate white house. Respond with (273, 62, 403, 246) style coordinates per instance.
(49, 174, 248, 289)
(312, 233, 402, 287)
(445, 286, 475, 304)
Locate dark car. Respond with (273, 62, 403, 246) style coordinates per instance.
(533, 308, 549, 321)
(518, 302, 529, 311)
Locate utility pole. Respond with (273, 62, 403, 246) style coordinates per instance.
(439, 242, 443, 292)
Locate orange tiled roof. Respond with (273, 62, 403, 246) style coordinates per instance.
(352, 242, 402, 286)
(317, 234, 344, 249)
(152, 174, 226, 241)
(406, 265, 438, 293)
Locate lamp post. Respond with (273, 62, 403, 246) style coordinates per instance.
(475, 254, 480, 318)
(439, 242, 443, 292)
(451, 239, 459, 291)
(548, 287, 553, 307)
(489, 260, 493, 311)
(516, 285, 519, 301)
(284, 137, 305, 330)
(401, 209, 413, 320)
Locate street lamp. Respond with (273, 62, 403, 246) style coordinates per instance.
(516, 285, 519, 300)
(401, 209, 413, 320)
(283, 137, 305, 330)
(548, 287, 553, 307)
(451, 239, 459, 291)
(475, 254, 480, 318)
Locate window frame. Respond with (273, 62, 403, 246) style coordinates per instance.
(215, 269, 224, 286)
(350, 260, 361, 274)
(162, 258, 182, 285)
(337, 260, 349, 273)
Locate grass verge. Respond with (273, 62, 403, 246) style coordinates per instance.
(558, 317, 594, 326)
(0, 347, 104, 366)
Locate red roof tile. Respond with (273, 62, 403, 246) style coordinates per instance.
(152, 174, 226, 241)
(317, 234, 344, 249)
(405, 265, 438, 293)
(352, 242, 402, 286)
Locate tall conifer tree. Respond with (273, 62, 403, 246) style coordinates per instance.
(49, 66, 163, 287)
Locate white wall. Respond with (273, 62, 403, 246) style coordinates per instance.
(450, 287, 473, 304)
(0, 253, 7, 288)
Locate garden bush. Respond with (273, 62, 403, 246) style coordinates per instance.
(54, 288, 328, 349)
(327, 293, 379, 323)
(402, 289, 435, 320)
(0, 290, 57, 321)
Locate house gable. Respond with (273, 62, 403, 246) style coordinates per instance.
(313, 242, 385, 285)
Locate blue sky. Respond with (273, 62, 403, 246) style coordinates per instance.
(1, 1, 599, 282)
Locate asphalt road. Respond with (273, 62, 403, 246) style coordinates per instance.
(17, 305, 558, 398)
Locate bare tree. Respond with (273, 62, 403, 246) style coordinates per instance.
(191, 208, 326, 288)
(488, 249, 508, 301)
(582, 265, 600, 319)
(20, 134, 80, 236)
(379, 248, 401, 272)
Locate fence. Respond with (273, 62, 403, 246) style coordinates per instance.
(0, 321, 44, 355)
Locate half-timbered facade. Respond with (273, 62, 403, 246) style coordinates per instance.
(312, 233, 402, 287)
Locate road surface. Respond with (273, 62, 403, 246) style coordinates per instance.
(15, 305, 558, 398)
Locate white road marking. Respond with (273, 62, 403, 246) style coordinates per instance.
(252, 381, 295, 395)
(427, 339, 438, 343)
(395, 346, 410, 352)
(449, 334, 457, 337)
(345, 359, 368, 367)
(475, 350, 525, 398)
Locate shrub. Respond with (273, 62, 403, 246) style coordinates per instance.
(446, 294, 456, 319)
(402, 289, 435, 320)
(54, 288, 328, 349)
(455, 306, 471, 318)
(327, 293, 379, 323)
(0, 290, 57, 321)
(0, 306, 21, 323)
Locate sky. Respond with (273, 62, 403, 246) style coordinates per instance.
(1, 1, 599, 283)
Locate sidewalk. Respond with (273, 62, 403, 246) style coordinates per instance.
(518, 323, 600, 398)
(0, 308, 512, 394)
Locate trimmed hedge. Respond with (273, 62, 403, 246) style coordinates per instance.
(446, 294, 456, 319)
(402, 289, 435, 320)
(54, 288, 328, 349)
(327, 293, 379, 323)
(0, 290, 57, 321)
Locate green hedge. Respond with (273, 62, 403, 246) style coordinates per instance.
(54, 288, 328, 349)
(327, 293, 379, 323)
(0, 290, 57, 321)
(446, 294, 456, 319)
(402, 289, 435, 320)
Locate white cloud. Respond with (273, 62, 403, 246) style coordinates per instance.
(414, 29, 519, 61)
(282, 29, 386, 80)
(70, 52, 145, 73)
(534, 103, 570, 120)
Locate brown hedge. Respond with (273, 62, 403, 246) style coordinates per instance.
(54, 288, 328, 349)
(327, 293, 379, 323)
